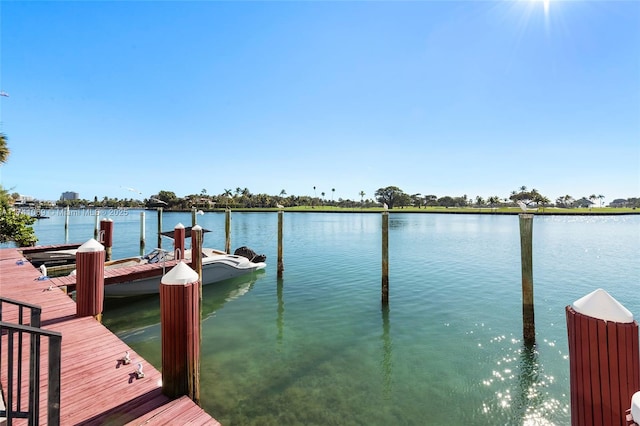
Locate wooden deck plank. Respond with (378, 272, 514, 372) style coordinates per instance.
(0, 248, 218, 425)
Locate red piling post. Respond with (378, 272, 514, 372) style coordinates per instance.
(566, 288, 640, 426)
(174, 223, 185, 260)
(100, 218, 114, 261)
(76, 238, 105, 322)
(160, 262, 201, 402)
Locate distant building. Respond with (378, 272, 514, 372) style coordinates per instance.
(609, 198, 628, 208)
(13, 194, 36, 207)
(61, 191, 80, 201)
(574, 197, 595, 208)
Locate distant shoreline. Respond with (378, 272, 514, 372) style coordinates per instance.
(15, 206, 639, 216)
(171, 208, 640, 216)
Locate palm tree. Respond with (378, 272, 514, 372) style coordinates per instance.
(280, 189, 287, 197)
(598, 194, 605, 208)
(331, 188, 335, 202)
(359, 191, 365, 205)
(488, 196, 500, 212)
(519, 185, 527, 193)
(223, 189, 232, 208)
(537, 195, 550, 212)
(0, 133, 9, 165)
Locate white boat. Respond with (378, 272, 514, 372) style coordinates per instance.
(72, 247, 267, 298)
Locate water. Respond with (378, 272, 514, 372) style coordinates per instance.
(18, 209, 640, 425)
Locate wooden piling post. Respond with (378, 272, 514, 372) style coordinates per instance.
(519, 213, 535, 344)
(190, 225, 203, 284)
(160, 262, 201, 402)
(157, 207, 163, 249)
(140, 211, 146, 256)
(76, 238, 105, 322)
(64, 205, 70, 232)
(190, 224, 203, 406)
(225, 208, 231, 254)
(566, 289, 639, 426)
(100, 218, 114, 261)
(174, 223, 185, 260)
(381, 211, 389, 305)
(93, 210, 100, 240)
(277, 210, 284, 278)
(191, 206, 197, 227)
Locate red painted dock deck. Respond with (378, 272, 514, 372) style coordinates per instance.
(0, 247, 220, 425)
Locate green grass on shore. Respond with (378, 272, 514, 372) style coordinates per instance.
(198, 206, 638, 215)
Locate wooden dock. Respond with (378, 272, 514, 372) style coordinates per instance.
(0, 247, 220, 425)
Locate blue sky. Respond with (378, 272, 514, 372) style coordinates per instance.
(1, 0, 638, 204)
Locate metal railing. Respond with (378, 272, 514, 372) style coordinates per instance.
(0, 297, 62, 425)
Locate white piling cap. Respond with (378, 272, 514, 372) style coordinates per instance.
(78, 238, 105, 252)
(192, 224, 202, 231)
(572, 288, 634, 323)
(632, 391, 640, 424)
(161, 261, 198, 285)
(175, 222, 185, 229)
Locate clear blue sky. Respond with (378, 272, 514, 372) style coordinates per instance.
(1, 1, 638, 204)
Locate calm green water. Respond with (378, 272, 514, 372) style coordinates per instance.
(23, 210, 640, 425)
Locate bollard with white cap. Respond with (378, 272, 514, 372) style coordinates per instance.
(76, 238, 105, 321)
(100, 218, 114, 261)
(173, 223, 185, 261)
(566, 288, 639, 426)
(160, 261, 200, 403)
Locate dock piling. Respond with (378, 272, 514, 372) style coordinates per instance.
(100, 218, 114, 261)
(157, 207, 163, 249)
(566, 289, 639, 425)
(382, 211, 389, 305)
(140, 211, 146, 256)
(519, 213, 535, 344)
(174, 223, 185, 260)
(76, 238, 105, 322)
(225, 209, 231, 254)
(190, 224, 203, 406)
(93, 210, 100, 240)
(190, 225, 203, 284)
(160, 262, 201, 402)
(64, 205, 70, 232)
(277, 210, 284, 278)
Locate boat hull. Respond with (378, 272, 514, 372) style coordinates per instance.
(104, 254, 266, 298)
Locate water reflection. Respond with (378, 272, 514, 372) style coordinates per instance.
(103, 271, 264, 333)
(277, 276, 284, 344)
(481, 335, 563, 424)
(381, 305, 392, 398)
(516, 343, 561, 425)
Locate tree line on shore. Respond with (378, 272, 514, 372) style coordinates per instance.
(1, 133, 638, 247)
(12, 185, 640, 211)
